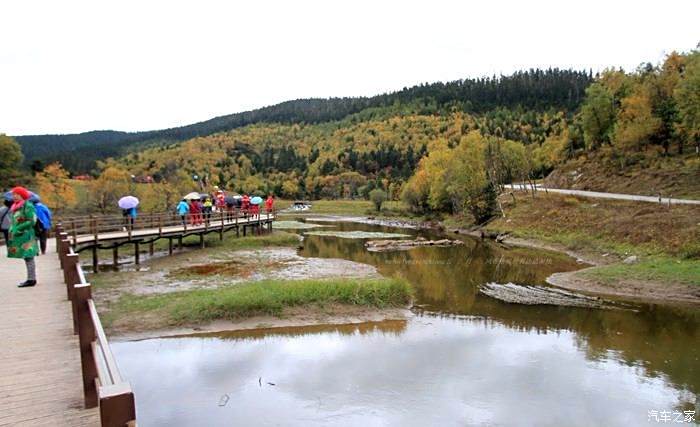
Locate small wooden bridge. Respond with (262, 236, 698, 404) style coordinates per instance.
(0, 209, 277, 426)
(62, 210, 276, 272)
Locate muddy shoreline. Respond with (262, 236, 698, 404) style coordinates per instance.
(111, 306, 413, 341)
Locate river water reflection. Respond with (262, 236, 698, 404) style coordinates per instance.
(112, 219, 699, 426)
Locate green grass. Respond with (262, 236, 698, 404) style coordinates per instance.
(106, 278, 413, 328)
(581, 258, 700, 286)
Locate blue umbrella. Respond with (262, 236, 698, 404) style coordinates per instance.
(3, 192, 12, 202)
(29, 192, 41, 203)
(250, 196, 263, 205)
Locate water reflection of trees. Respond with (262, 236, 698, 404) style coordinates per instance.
(299, 225, 699, 396)
(168, 320, 408, 342)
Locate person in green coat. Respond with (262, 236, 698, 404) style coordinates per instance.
(8, 187, 39, 287)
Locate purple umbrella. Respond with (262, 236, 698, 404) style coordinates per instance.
(118, 196, 140, 209)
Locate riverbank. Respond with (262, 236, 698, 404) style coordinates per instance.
(483, 193, 700, 304)
(103, 278, 413, 339)
(289, 195, 700, 304)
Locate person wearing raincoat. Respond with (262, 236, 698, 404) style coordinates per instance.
(7, 187, 40, 287)
(189, 199, 203, 225)
(177, 199, 190, 225)
(241, 194, 250, 218)
(265, 194, 275, 215)
(30, 194, 53, 255)
(203, 197, 213, 224)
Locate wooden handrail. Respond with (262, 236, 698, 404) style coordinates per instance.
(89, 299, 123, 384)
(58, 240, 136, 427)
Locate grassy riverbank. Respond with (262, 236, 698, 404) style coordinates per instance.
(484, 192, 700, 293)
(103, 278, 413, 332)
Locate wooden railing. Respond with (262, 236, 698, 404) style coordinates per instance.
(55, 226, 137, 427)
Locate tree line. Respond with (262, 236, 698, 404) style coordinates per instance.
(16, 68, 591, 173)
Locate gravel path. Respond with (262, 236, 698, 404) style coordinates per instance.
(504, 184, 700, 205)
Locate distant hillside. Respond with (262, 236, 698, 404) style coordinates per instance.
(16, 69, 592, 173)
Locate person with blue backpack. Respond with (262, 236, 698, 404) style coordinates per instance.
(30, 193, 52, 255)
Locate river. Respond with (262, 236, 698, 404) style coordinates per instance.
(112, 219, 699, 426)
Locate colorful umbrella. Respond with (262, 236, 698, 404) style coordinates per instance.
(183, 192, 201, 200)
(3, 192, 13, 202)
(118, 196, 140, 209)
(250, 196, 263, 205)
(29, 192, 41, 203)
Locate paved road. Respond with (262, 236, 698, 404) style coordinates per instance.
(504, 184, 700, 206)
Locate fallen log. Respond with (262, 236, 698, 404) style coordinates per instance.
(365, 237, 464, 252)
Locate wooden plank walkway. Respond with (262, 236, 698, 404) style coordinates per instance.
(0, 241, 99, 426)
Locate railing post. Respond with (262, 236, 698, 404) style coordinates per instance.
(59, 232, 69, 270)
(99, 383, 136, 427)
(219, 211, 224, 240)
(158, 214, 162, 236)
(75, 283, 98, 408)
(55, 223, 64, 252)
(62, 240, 75, 296)
(64, 253, 81, 334)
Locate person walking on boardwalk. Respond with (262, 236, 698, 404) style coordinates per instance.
(250, 197, 260, 219)
(241, 194, 250, 218)
(177, 199, 190, 225)
(30, 193, 52, 255)
(1, 193, 13, 252)
(7, 187, 39, 287)
(203, 197, 213, 224)
(265, 194, 275, 215)
(189, 199, 202, 225)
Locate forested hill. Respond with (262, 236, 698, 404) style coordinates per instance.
(16, 68, 592, 173)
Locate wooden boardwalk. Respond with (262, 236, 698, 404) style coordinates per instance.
(0, 241, 99, 426)
(73, 214, 275, 246)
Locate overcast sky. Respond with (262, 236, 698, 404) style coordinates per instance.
(1, 0, 698, 136)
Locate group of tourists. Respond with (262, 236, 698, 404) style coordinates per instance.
(1, 186, 53, 288)
(176, 191, 274, 226)
(2, 184, 275, 288)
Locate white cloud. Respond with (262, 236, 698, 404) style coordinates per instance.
(1, 0, 698, 135)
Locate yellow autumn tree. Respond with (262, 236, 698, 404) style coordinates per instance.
(613, 88, 661, 152)
(88, 166, 131, 214)
(34, 162, 77, 212)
